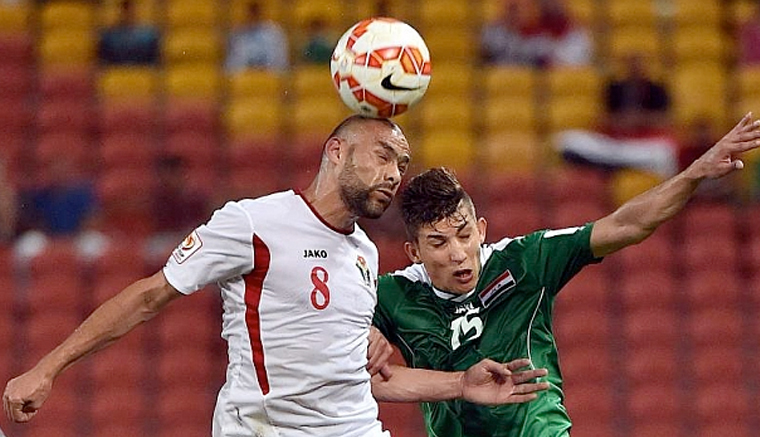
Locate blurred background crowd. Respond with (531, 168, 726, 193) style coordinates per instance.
(2, 0, 760, 436)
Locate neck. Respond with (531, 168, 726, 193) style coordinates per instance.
(301, 179, 357, 232)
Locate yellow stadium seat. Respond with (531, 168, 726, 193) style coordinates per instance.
(41, 1, 95, 30)
(483, 66, 537, 99)
(420, 130, 476, 175)
(39, 30, 96, 66)
(610, 169, 664, 207)
(670, 63, 728, 126)
(607, 25, 662, 62)
(546, 96, 600, 132)
(731, 0, 758, 27)
(293, 65, 338, 98)
(672, 27, 726, 64)
(228, 70, 283, 101)
(483, 98, 538, 135)
(164, 65, 222, 99)
(480, 132, 542, 175)
(353, 0, 415, 23)
(566, 0, 597, 27)
(424, 63, 473, 99)
(292, 0, 345, 28)
(98, 67, 159, 101)
(100, 0, 158, 27)
(419, 0, 472, 28)
(606, 1, 657, 27)
(419, 97, 474, 131)
(737, 66, 760, 99)
(547, 66, 602, 100)
(0, 3, 31, 32)
(292, 96, 351, 137)
(423, 28, 476, 64)
(671, 0, 721, 27)
(163, 29, 223, 66)
(166, 0, 220, 29)
(225, 98, 283, 140)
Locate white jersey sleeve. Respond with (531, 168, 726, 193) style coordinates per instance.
(163, 201, 254, 295)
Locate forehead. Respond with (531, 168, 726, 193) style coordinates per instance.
(418, 202, 476, 237)
(351, 121, 411, 156)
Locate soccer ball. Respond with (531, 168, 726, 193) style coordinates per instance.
(330, 17, 432, 118)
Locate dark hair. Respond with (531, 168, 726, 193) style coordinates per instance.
(400, 167, 473, 240)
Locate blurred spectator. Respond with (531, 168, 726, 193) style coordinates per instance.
(18, 156, 97, 236)
(481, 0, 592, 68)
(738, 4, 760, 65)
(0, 159, 17, 242)
(555, 53, 678, 177)
(480, 0, 538, 66)
(152, 155, 212, 236)
(301, 17, 333, 65)
(97, 0, 160, 66)
(536, 0, 593, 67)
(226, 1, 289, 73)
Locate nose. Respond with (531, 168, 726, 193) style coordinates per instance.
(385, 163, 402, 187)
(449, 239, 467, 263)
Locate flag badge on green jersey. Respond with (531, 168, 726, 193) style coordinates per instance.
(478, 269, 516, 307)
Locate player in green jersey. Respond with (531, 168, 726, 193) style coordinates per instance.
(371, 113, 760, 436)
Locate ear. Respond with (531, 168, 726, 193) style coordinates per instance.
(477, 217, 487, 244)
(404, 241, 421, 264)
(323, 137, 343, 164)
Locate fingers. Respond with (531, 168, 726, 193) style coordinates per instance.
(510, 368, 548, 384)
(512, 381, 550, 395)
(503, 393, 539, 404)
(378, 364, 393, 381)
(505, 358, 533, 372)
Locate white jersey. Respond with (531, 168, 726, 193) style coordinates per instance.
(163, 190, 388, 437)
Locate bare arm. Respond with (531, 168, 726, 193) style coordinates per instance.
(3, 271, 183, 422)
(591, 113, 760, 257)
(371, 358, 549, 405)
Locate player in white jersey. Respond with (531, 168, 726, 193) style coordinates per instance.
(3, 116, 549, 436)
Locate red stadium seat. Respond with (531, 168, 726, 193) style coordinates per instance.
(623, 309, 680, 348)
(26, 238, 83, 278)
(563, 383, 615, 425)
(616, 231, 674, 272)
(0, 96, 33, 136)
(628, 421, 682, 437)
(39, 68, 92, 102)
(682, 234, 738, 272)
(99, 100, 158, 134)
(0, 64, 32, 100)
(554, 309, 612, 349)
(619, 270, 678, 311)
(34, 132, 93, 177)
(694, 383, 751, 426)
(90, 386, 147, 429)
(164, 99, 218, 134)
(624, 345, 678, 385)
(554, 265, 609, 312)
(546, 165, 609, 207)
(0, 33, 34, 67)
(549, 200, 607, 229)
(96, 168, 158, 237)
(156, 385, 215, 431)
(156, 347, 216, 389)
(559, 346, 615, 383)
(480, 200, 544, 240)
(99, 132, 157, 171)
(626, 383, 682, 422)
(689, 345, 744, 384)
(90, 344, 148, 388)
(680, 202, 738, 237)
(36, 99, 94, 135)
(683, 268, 741, 310)
(378, 402, 427, 437)
(686, 308, 743, 347)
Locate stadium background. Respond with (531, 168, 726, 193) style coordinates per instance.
(2, 0, 760, 436)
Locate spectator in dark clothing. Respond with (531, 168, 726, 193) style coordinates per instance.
(152, 155, 211, 235)
(97, 0, 160, 66)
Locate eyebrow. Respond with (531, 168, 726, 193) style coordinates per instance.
(379, 140, 410, 164)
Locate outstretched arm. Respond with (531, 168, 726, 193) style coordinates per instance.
(3, 271, 182, 423)
(591, 113, 760, 257)
(371, 358, 549, 405)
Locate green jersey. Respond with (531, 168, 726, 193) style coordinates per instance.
(374, 224, 601, 437)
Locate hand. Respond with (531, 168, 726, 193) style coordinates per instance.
(3, 368, 53, 423)
(688, 112, 760, 179)
(366, 327, 394, 381)
(461, 358, 549, 406)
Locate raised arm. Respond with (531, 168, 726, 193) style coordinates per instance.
(3, 271, 182, 423)
(371, 358, 549, 405)
(591, 113, 760, 257)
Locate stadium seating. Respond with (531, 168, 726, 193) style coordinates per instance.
(0, 2, 31, 33)
(98, 67, 160, 101)
(165, 0, 220, 29)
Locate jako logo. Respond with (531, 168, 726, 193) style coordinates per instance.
(303, 249, 328, 259)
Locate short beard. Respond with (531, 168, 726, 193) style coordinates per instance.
(338, 157, 388, 219)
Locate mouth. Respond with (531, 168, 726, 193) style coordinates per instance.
(453, 269, 474, 284)
(375, 188, 394, 201)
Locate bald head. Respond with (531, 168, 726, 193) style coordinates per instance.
(325, 115, 403, 146)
